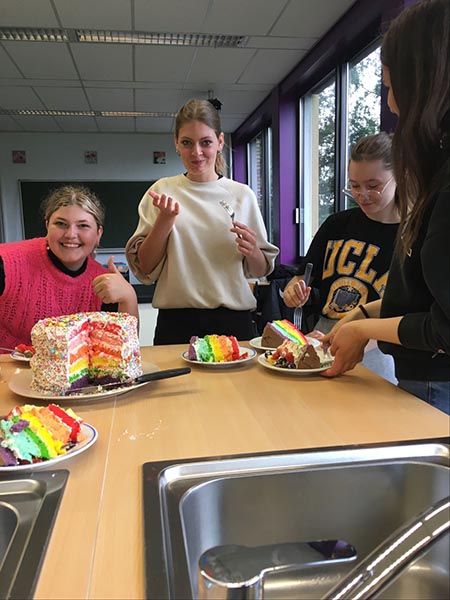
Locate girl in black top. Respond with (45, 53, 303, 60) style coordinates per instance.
(323, 0, 450, 414)
(283, 132, 399, 381)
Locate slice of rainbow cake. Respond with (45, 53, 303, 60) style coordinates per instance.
(261, 319, 308, 349)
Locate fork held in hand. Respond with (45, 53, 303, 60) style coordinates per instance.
(219, 200, 242, 238)
(293, 262, 313, 331)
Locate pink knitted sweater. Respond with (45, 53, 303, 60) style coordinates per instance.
(0, 237, 108, 349)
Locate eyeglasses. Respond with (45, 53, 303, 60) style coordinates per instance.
(342, 176, 394, 201)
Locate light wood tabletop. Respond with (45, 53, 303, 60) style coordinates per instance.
(0, 345, 448, 599)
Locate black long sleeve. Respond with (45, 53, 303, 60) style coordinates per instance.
(380, 190, 450, 380)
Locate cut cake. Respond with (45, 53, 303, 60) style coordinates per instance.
(30, 312, 142, 394)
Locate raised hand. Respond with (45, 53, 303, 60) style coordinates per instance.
(148, 190, 180, 220)
(92, 256, 134, 305)
(230, 220, 259, 257)
(283, 276, 311, 308)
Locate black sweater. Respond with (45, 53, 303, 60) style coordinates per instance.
(379, 190, 450, 381)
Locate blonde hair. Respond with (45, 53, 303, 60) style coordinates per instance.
(175, 99, 227, 176)
(42, 185, 105, 229)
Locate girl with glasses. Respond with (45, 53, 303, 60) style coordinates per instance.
(322, 0, 449, 414)
(283, 132, 399, 381)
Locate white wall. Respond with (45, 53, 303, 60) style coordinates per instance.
(138, 303, 158, 346)
(0, 131, 180, 242)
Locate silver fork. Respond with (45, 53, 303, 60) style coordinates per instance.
(293, 262, 313, 330)
(219, 200, 242, 237)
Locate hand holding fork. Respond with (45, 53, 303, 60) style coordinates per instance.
(219, 199, 242, 238)
(292, 262, 313, 330)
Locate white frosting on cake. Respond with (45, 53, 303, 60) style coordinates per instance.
(30, 312, 142, 394)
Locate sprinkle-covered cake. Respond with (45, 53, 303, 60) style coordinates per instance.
(266, 339, 321, 370)
(30, 312, 142, 394)
(188, 334, 246, 362)
(0, 404, 84, 467)
(261, 319, 309, 349)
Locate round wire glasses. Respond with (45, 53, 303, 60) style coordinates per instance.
(342, 176, 394, 201)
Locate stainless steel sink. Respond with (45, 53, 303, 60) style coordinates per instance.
(0, 470, 68, 600)
(142, 439, 450, 599)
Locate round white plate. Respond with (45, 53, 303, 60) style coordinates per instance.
(257, 353, 333, 375)
(10, 351, 31, 363)
(181, 346, 257, 367)
(0, 423, 97, 472)
(8, 361, 159, 402)
(249, 336, 320, 351)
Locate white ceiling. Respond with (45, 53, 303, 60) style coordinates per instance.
(0, 0, 355, 134)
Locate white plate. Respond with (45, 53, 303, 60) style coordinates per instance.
(181, 346, 256, 367)
(249, 336, 320, 351)
(257, 353, 333, 375)
(10, 351, 31, 363)
(8, 361, 160, 402)
(0, 423, 97, 472)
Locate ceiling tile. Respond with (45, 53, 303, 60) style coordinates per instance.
(187, 48, 256, 85)
(97, 117, 136, 132)
(135, 89, 181, 113)
(85, 88, 133, 111)
(34, 86, 90, 110)
(1, 0, 59, 27)
(0, 85, 44, 109)
(2, 41, 78, 79)
(202, 0, 288, 35)
(12, 115, 61, 131)
(134, 0, 209, 32)
(53, 116, 99, 132)
(239, 49, 307, 85)
(0, 115, 23, 131)
(247, 36, 318, 50)
(54, 0, 132, 29)
(271, 0, 355, 37)
(135, 46, 195, 83)
(136, 117, 175, 133)
(212, 90, 270, 114)
(0, 46, 24, 78)
(70, 44, 133, 81)
(220, 116, 248, 132)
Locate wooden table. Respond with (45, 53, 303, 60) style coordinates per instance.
(0, 346, 448, 599)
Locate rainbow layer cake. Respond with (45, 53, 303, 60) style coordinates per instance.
(261, 319, 309, 349)
(188, 334, 247, 362)
(30, 312, 142, 394)
(266, 339, 321, 370)
(0, 404, 84, 467)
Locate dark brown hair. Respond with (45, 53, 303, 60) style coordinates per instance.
(381, 0, 450, 257)
(175, 99, 227, 176)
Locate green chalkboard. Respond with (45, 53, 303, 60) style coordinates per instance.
(20, 180, 153, 249)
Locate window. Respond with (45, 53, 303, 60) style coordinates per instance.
(301, 77, 336, 253)
(299, 43, 382, 252)
(346, 45, 382, 208)
(247, 127, 274, 242)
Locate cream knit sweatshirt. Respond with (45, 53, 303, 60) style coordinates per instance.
(126, 174, 279, 310)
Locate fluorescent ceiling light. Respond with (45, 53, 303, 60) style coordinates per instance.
(0, 28, 69, 42)
(0, 108, 176, 118)
(0, 27, 248, 48)
(101, 111, 176, 117)
(0, 109, 95, 117)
